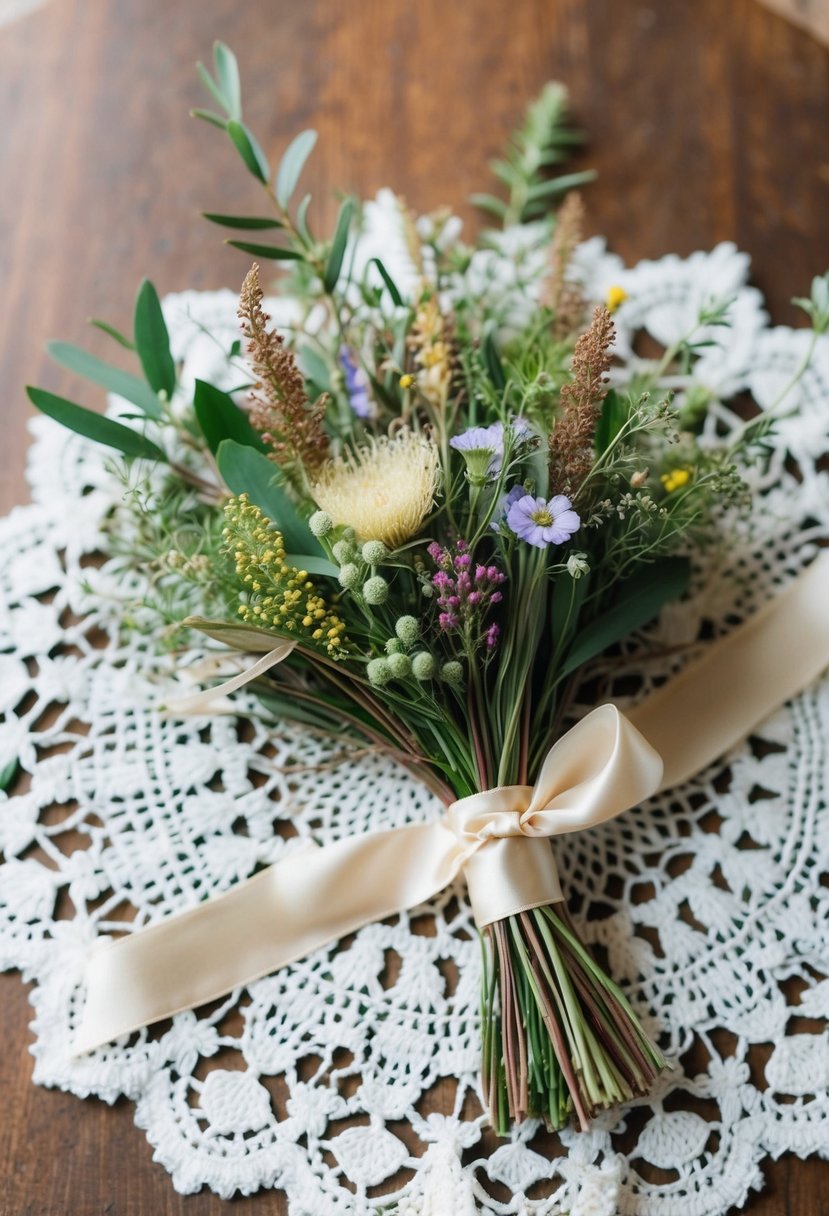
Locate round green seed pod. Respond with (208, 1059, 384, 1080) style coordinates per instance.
(361, 540, 388, 566)
(385, 637, 404, 655)
(394, 615, 419, 645)
(387, 652, 412, 679)
(363, 575, 389, 605)
(337, 562, 361, 589)
(441, 660, 464, 685)
(309, 511, 333, 538)
(411, 651, 436, 680)
(366, 657, 392, 686)
(332, 539, 358, 565)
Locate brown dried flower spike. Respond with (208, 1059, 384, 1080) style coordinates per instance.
(239, 264, 329, 483)
(542, 191, 585, 338)
(548, 303, 615, 499)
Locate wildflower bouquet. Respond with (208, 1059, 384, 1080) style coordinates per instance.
(30, 43, 803, 1135)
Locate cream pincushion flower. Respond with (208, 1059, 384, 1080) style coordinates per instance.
(312, 431, 439, 548)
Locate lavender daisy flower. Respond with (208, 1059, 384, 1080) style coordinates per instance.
(450, 423, 504, 483)
(507, 493, 580, 548)
(451, 418, 534, 484)
(339, 346, 373, 419)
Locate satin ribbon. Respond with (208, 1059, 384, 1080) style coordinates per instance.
(74, 552, 829, 1055)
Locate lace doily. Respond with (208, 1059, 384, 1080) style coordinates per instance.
(3, 242, 829, 1214)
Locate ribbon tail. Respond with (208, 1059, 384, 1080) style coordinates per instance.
(74, 819, 462, 1055)
(629, 552, 829, 792)
(159, 642, 297, 716)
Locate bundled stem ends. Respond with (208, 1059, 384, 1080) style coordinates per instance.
(482, 902, 665, 1134)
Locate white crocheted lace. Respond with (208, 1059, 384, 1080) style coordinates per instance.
(3, 238, 829, 1214)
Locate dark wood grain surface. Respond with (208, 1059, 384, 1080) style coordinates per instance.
(2, 1, 829, 1212)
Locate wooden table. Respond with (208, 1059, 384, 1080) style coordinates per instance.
(2, 1, 829, 1211)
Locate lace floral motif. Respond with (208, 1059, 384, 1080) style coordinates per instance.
(2, 239, 829, 1211)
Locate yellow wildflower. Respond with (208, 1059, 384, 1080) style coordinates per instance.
(408, 292, 453, 409)
(399, 373, 414, 390)
(605, 285, 628, 314)
(312, 431, 439, 549)
(223, 495, 347, 659)
(660, 467, 692, 493)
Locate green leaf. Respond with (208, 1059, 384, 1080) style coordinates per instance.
(323, 199, 354, 293)
(285, 554, 339, 578)
(0, 759, 18, 792)
(470, 192, 508, 219)
(275, 129, 317, 209)
(227, 120, 270, 183)
(190, 108, 228, 130)
(27, 386, 167, 462)
(216, 439, 321, 555)
(560, 556, 691, 679)
(88, 318, 135, 350)
(594, 389, 628, 455)
(368, 257, 403, 307)
(525, 170, 597, 202)
(196, 61, 230, 113)
(46, 341, 162, 419)
(226, 239, 302, 261)
(193, 379, 266, 455)
(202, 212, 284, 230)
(184, 616, 284, 653)
(483, 333, 506, 391)
(297, 346, 332, 394)
(490, 159, 520, 187)
(296, 194, 313, 244)
(133, 280, 177, 400)
(213, 41, 241, 120)
(551, 568, 590, 658)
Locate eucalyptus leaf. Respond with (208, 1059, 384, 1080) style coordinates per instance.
(88, 318, 135, 350)
(227, 120, 270, 183)
(193, 380, 267, 455)
(285, 554, 339, 578)
(296, 193, 313, 244)
(216, 439, 321, 555)
(275, 129, 317, 209)
(213, 41, 242, 120)
(202, 212, 284, 230)
(134, 279, 177, 399)
(226, 239, 302, 261)
(46, 341, 162, 419)
(27, 387, 167, 462)
(323, 199, 354, 293)
(185, 616, 284, 653)
(560, 556, 691, 679)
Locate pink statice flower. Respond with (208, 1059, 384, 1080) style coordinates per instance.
(507, 493, 580, 548)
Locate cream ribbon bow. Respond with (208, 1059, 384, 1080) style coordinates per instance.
(74, 552, 829, 1055)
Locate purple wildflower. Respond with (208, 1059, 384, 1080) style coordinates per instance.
(339, 346, 373, 419)
(428, 539, 506, 649)
(485, 622, 500, 649)
(450, 418, 534, 481)
(450, 423, 504, 457)
(507, 494, 580, 549)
